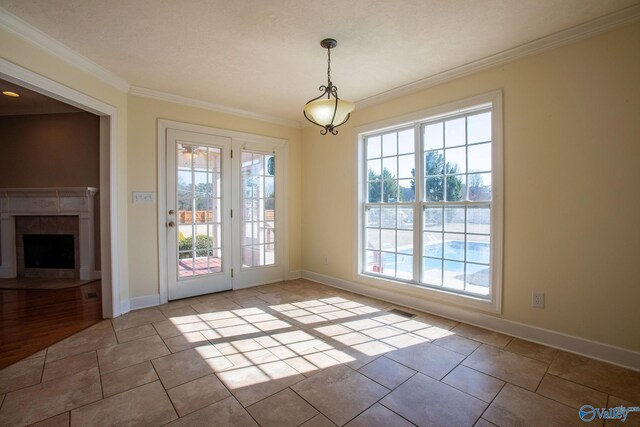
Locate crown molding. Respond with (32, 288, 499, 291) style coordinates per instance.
(356, 4, 640, 110)
(129, 86, 301, 128)
(0, 8, 130, 93)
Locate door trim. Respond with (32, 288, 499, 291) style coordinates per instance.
(157, 119, 289, 304)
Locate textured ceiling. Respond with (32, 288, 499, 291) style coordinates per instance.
(1, 0, 638, 122)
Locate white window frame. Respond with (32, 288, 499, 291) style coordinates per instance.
(353, 90, 503, 313)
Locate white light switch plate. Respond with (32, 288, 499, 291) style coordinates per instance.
(133, 191, 155, 204)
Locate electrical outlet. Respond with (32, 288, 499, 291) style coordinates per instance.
(323, 256, 329, 265)
(532, 292, 545, 309)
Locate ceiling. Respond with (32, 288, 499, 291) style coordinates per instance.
(0, 78, 84, 115)
(1, 0, 638, 123)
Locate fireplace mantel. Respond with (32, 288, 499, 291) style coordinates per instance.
(0, 187, 98, 280)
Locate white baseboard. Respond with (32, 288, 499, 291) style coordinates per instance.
(301, 270, 640, 372)
(129, 294, 161, 311)
(119, 299, 130, 315)
(288, 270, 302, 280)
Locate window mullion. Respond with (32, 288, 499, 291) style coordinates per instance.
(413, 123, 422, 284)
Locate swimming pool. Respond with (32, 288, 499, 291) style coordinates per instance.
(367, 240, 490, 289)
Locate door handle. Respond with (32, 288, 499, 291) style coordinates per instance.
(167, 221, 175, 228)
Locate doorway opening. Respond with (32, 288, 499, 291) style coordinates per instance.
(0, 63, 120, 367)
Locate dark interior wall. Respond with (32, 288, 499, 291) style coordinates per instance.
(0, 112, 101, 270)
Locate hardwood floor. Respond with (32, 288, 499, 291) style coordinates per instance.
(0, 280, 102, 369)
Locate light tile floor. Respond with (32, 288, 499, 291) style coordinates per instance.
(0, 279, 638, 426)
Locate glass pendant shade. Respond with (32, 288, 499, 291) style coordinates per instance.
(304, 98, 355, 127)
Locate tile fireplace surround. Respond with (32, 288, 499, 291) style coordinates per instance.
(0, 187, 98, 280)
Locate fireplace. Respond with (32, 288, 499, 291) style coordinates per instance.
(0, 187, 98, 280)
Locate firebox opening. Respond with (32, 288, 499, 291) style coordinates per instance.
(23, 234, 75, 269)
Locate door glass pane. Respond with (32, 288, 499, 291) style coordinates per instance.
(177, 143, 222, 278)
(242, 151, 276, 268)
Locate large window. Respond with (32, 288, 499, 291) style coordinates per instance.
(359, 93, 502, 311)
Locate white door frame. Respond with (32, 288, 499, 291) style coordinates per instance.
(157, 119, 289, 304)
(0, 59, 122, 318)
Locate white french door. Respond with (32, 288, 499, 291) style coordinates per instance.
(165, 127, 285, 300)
(231, 140, 284, 288)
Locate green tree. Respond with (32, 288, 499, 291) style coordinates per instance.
(425, 151, 464, 201)
(368, 168, 399, 202)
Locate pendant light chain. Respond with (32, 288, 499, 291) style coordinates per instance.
(327, 46, 332, 87)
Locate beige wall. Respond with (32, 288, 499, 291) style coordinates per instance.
(126, 95, 303, 298)
(0, 112, 102, 268)
(302, 22, 640, 351)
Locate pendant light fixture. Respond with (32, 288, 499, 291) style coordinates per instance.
(303, 38, 354, 135)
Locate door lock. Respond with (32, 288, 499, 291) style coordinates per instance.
(168, 209, 175, 215)
(167, 221, 175, 228)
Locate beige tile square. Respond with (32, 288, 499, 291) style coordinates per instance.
(159, 304, 199, 319)
(322, 346, 380, 370)
(217, 360, 305, 407)
(152, 348, 215, 389)
(111, 307, 166, 331)
(381, 332, 428, 349)
(291, 364, 389, 426)
(165, 396, 258, 427)
(341, 318, 385, 332)
(29, 412, 69, 427)
(216, 337, 265, 355)
(301, 414, 337, 427)
(462, 344, 548, 391)
(167, 374, 231, 416)
(415, 314, 459, 330)
(345, 403, 414, 427)
(442, 365, 505, 403)
(504, 338, 558, 364)
(537, 374, 607, 409)
(0, 368, 102, 426)
(450, 323, 512, 348)
(474, 419, 498, 427)
(381, 372, 487, 427)
(153, 319, 183, 339)
(0, 355, 45, 394)
(359, 325, 405, 340)
(163, 331, 210, 352)
(101, 361, 158, 397)
(549, 352, 640, 403)
(46, 321, 117, 362)
(97, 334, 170, 373)
(432, 333, 481, 356)
(115, 323, 158, 343)
(358, 356, 416, 389)
(42, 351, 97, 382)
(192, 299, 243, 313)
(70, 381, 177, 426)
(484, 383, 582, 427)
(385, 341, 464, 380)
(247, 388, 318, 427)
(224, 348, 280, 369)
(282, 352, 341, 377)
